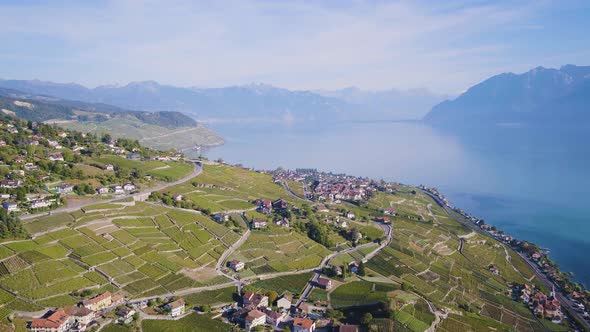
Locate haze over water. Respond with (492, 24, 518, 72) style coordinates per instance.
(205, 121, 590, 287)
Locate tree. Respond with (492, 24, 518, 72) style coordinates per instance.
(267, 291, 279, 305)
(361, 312, 373, 326)
(326, 309, 344, 320)
(201, 305, 211, 313)
(358, 261, 366, 276)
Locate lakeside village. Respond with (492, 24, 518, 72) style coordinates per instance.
(0, 117, 184, 217)
(420, 186, 590, 324)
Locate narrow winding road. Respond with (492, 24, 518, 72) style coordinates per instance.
(295, 223, 393, 308)
(20, 161, 202, 221)
(422, 189, 590, 330)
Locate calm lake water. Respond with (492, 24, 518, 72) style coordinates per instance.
(204, 121, 590, 287)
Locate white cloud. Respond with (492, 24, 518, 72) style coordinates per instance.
(0, 0, 575, 93)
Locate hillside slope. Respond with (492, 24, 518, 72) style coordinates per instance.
(424, 64, 590, 126)
(0, 88, 223, 149)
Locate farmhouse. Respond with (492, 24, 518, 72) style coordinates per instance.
(123, 183, 136, 191)
(242, 292, 269, 308)
(213, 213, 229, 223)
(30, 199, 51, 209)
(244, 309, 266, 331)
(272, 198, 288, 210)
(116, 307, 136, 324)
(104, 164, 115, 171)
(229, 260, 245, 271)
(316, 277, 332, 290)
(1, 179, 22, 188)
(277, 294, 292, 311)
(113, 186, 125, 195)
(30, 309, 70, 332)
(264, 308, 287, 327)
(383, 208, 397, 216)
(252, 219, 268, 230)
(2, 201, 18, 212)
(63, 305, 94, 329)
(97, 187, 110, 194)
(82, 291, 112, 311)
(57, 184, 74, 194)
(165, 298, 186, 318)
(375, 216, 391, 224)
(49, 153, 64, 162)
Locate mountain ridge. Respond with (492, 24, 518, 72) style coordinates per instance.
(424, 64, 590, 126)
(0, 79, 447, 122)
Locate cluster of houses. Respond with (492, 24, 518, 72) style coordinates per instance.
(516, 285, 564, 323)
(273, 168, 399, 204)
(229, 291, 317, 331)
(96, 183, 137, 196)
(28, 291, 125, 332)
(28, 291, 190, 332)
(253, 198, 288, 215)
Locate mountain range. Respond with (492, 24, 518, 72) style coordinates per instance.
(0, 80, 447, 123)
(424, 64, 590, 126)
(0, 87, 196, 128)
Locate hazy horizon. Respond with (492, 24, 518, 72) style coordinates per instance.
(1, 1, 589, 95)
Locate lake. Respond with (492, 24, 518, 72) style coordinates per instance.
(204, 120, 590, 287)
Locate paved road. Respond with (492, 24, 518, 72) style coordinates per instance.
(295, 223, 393, 308)
(281, 180, 312, 203)
(20, 161, 202, 221)
(422, 189, 590, 330)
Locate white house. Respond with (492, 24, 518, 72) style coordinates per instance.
(30, 199, 51, 209)
(229, 260, 245, 271)
(277, 294, 292, 311)
(57, 184, 74, 194)
(2, 201, 18, 212)
(97, 187, 110, 194)
(123, 183, 136, 191)
(245, 309, 266, 331)
(165, 299, 185, 318)
(252, 219, 268, 229)
(49, 153, 64, 162)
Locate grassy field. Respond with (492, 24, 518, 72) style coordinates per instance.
(330, 281, 398, 308)
(248, 272, 312, 296)
(228, 229, 330, 276)
(183, 287, 237, 306)
(142, 313, 231, 332)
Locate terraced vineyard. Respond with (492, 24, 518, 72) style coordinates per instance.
(361, 188, 562, 332)
(228, 230, 330, 277)
(0, 200, 237, 313)
(0, 163, 575, 332)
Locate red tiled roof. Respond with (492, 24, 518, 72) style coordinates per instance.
(31, 309, 69, 329)
(83, 291, 112, 305)
(167, 299, 185, 309)
(294, 317, 315, 329)
(246, 309, 266, 320)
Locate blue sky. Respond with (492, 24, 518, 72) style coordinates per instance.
(0, 0, 588, 94)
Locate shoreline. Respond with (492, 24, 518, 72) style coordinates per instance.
(419, 185, 590, 329)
